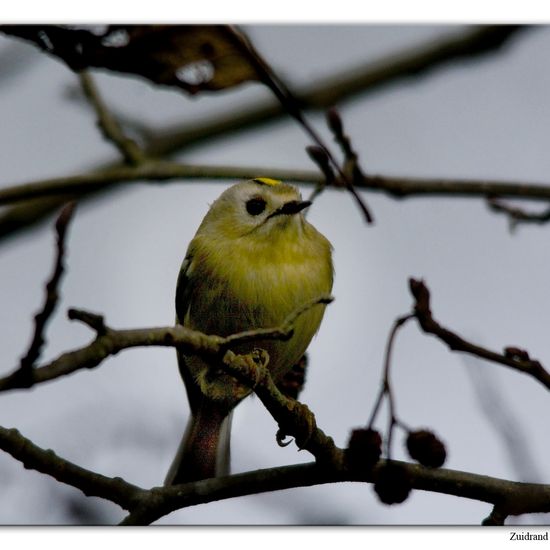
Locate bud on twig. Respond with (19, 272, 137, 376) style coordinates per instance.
(306, 145, 335, 185)
(504, 347, 531, 361)
(326, 107, 344, 139)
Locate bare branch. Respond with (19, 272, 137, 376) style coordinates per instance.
(222, 294, 333, 348)
(78, 71, 145, 165)
(0, 162, 323, 207)
(0, 323, 233, 392)
(362, 174, 550, 200)
(4, 415, 548, 526)
(367, 314, 415, 457)
(0, 425, 146, 510)
(488, 197, 550, 230)
(15, 202, 76, 387)
(6, 159, 550, 212)
(409, 278, 550, 390)
(3, 410, 550, 525)
(0, 295, 333, 393)
(121, 458, 550, 525)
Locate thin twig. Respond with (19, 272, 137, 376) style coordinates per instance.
(305, 145, 333, 205)
(409, 278, 550, 390)
(16, 202, 76, 387)
(488, 197, 550, 230)
(78, 71, 144, 165)
(367, 314, 414, 458)
(64, 82, 157, 144)
(221, 294, 333, 348)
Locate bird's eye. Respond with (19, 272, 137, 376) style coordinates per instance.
(246, 197, 267, 216)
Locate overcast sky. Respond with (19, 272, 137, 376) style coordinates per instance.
(1, 24, 550, 526)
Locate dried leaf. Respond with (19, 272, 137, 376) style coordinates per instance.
(0, 24, 261, 94)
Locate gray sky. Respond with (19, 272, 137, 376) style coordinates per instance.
(1, 25, 549, 525)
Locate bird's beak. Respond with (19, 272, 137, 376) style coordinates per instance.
(270, 200, 312, 218)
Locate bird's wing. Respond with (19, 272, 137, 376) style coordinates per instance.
(175, 253, 205, 412)
(175, 254, 193, 325)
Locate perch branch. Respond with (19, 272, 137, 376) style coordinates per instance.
(222, 348, 341, 467)
(0, 295, 333, 393)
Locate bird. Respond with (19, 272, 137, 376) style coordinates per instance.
(165, 177, 333, 485)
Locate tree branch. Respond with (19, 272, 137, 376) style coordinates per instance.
(0, 425, 146, 511)
(409, 278, 550, 390)
(0, 162, 322, 207)
(4, 418, 549, 526)
(120, 458, 550, 525)
(487, 197, 550, 229)
(6, 159, 550, 210)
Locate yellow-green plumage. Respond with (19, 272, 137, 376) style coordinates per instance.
(165, 179, 333, 485)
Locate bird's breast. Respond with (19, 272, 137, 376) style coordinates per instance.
(185, 231, 332, 381)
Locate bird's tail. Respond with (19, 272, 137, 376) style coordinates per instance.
(164, 401, 232, 486)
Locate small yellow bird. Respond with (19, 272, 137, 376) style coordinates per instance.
(165, 178, 333, 485)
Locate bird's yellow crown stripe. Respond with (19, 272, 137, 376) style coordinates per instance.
(253, 177, 282, 186)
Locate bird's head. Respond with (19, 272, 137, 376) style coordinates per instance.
(198, 178, 312, 241)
